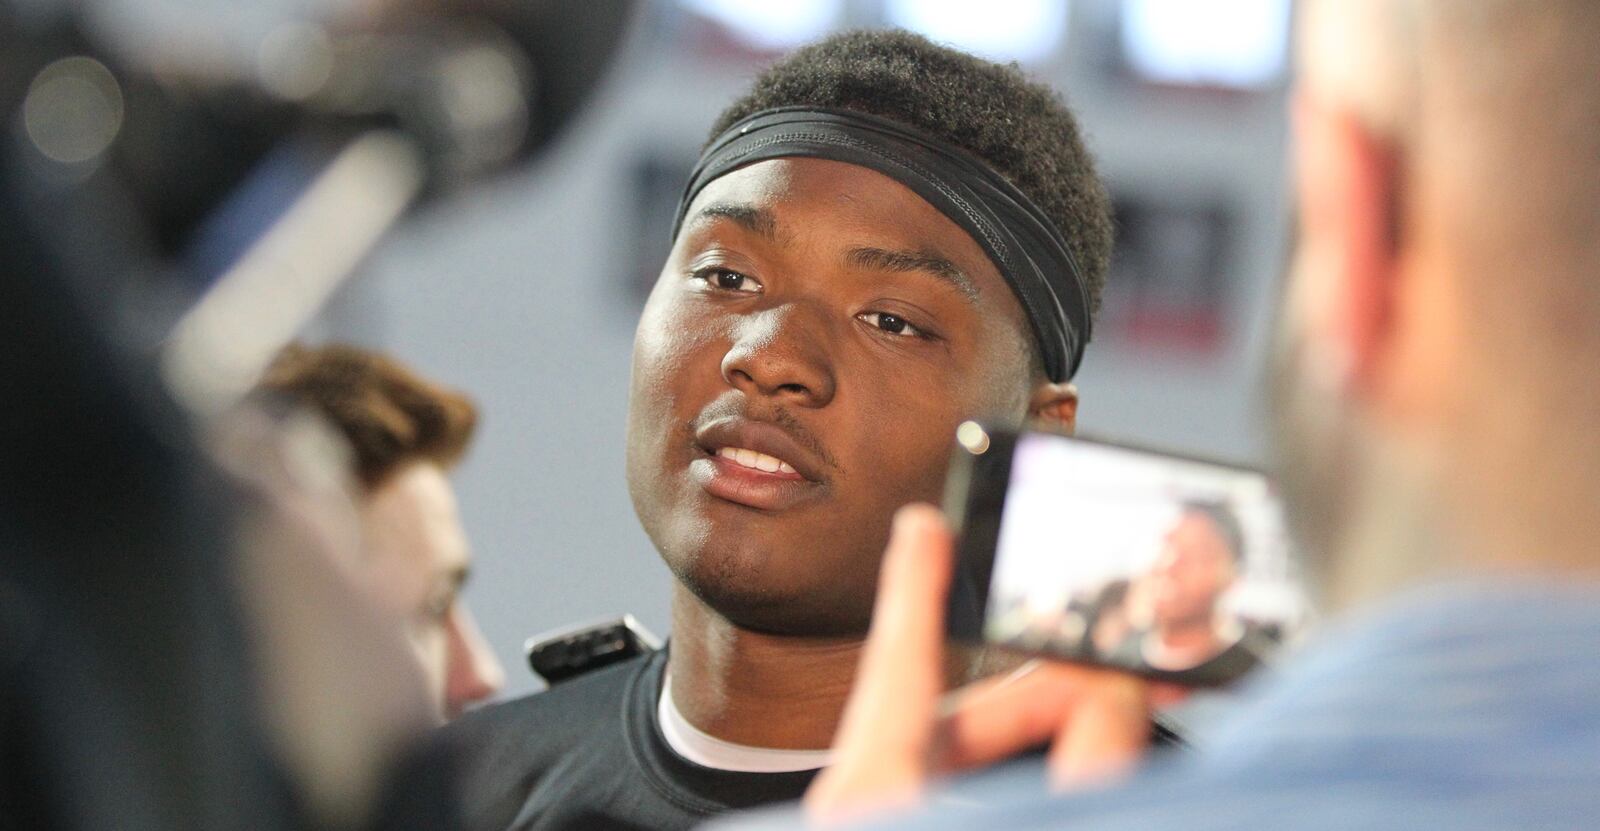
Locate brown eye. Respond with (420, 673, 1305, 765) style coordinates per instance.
(693, 267, 761, 294)
(858, 311, 924, 338)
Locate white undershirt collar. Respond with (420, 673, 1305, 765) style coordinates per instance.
(657, 673, 832, 773)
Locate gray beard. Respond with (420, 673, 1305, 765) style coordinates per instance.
(1267, 331, 1357, 595)
(1267, 331, 1451, 611)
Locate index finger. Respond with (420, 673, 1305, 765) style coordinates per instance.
(806, 504, 954, 821)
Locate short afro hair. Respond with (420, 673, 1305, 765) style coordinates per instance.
(709, 29, 1112, 321)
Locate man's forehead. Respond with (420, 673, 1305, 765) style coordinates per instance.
(691, 159, 945, 228)
(688, 157, 806, 206)
(682, 158, 1003, 284)
(365, 463, 471, 570)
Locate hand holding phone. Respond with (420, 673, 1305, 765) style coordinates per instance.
(808, 427, 1308, 823)
(807, 505, 1153, 826)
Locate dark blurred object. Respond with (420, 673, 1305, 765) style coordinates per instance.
(4, 0, 637, 268)
(0, 173, 295, 830)
(0, 2, 635, 829)
(524, 615, 661, 686)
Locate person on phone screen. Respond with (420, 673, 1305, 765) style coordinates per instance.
(1113, 501, 1265, 679)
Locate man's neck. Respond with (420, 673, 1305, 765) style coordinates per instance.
(664, 586, 864, 750)
(1147, 618, 1227, 668)
(1317, 413, 1600, 611)
(1322, 440, 1458, 612)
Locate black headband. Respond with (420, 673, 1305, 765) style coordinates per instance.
(672, 106, 1092, 382)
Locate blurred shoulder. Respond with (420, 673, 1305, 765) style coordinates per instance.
(437, 650, 659, 830)
(443, 648, 656, 754)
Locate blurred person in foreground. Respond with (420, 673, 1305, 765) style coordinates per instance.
(443, 29, 1119, 830)
(1, 0, 628, 825)
(259, 343, 505, 722)
(723, 1, 1600, 828)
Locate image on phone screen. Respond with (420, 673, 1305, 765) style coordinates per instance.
(957, 430, 1308, 687)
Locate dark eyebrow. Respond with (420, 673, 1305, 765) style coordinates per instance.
(845, 246, 980, 301)
(687, 202, 778, 240)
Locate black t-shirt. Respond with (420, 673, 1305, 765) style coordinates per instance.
(442, 648, 818, 830)
(1110, 627, 1272, 687)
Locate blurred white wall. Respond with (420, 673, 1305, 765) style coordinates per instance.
(322, 0, 1292, 699)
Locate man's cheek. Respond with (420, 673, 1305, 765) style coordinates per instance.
(635, 286, 717, 366)
(907, 421, 964, 492)
(633, 313, 722, 413)
(851, 452, 951, 522)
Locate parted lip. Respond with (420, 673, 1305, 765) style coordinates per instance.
(693, 416, 826, 483)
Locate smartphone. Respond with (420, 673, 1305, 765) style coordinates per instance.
(944, 424, 1308, 688)
(524, 615, 663, 686)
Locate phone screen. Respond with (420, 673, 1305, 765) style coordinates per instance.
(954, 429, 1308, 687)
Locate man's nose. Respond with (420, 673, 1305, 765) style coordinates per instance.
(444, 604, 505, 719)
(720, 304, 837, 407)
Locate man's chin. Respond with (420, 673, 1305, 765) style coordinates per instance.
(671, 558, 875, 638)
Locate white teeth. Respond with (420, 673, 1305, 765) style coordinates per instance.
(717, 446, 796, 475)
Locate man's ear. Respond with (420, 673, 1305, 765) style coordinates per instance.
(1028, 382, 1078, 434)
(1292, 92, 1403, 397)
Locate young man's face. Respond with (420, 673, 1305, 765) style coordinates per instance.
(1148, 512, 1236, 630)
(361, 462, 505, 721)
(626, 157, 1043, 636)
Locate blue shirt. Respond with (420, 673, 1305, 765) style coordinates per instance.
(716, 580, 1600, 830)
